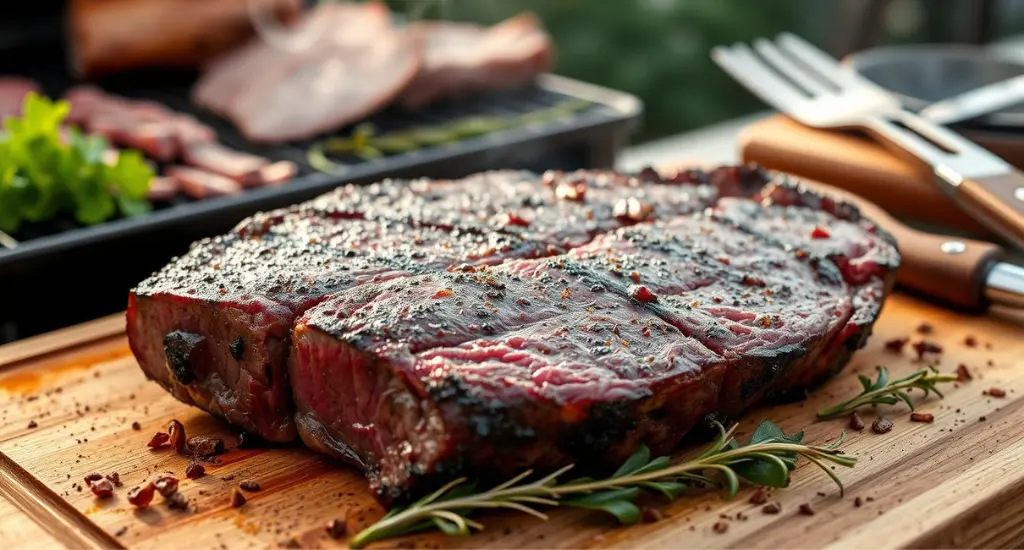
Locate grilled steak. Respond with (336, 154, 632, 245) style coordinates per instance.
(127, 166, 898, 505)
(397, 13, 554, 110)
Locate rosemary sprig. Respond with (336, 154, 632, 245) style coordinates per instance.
(817, 366, 959, 419)
(349, 420, 855, 548)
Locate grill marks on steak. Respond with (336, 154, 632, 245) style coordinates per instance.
(127, 167, 898, 506)
(290, 189, 898, 505)
(290, 262, 724, 502)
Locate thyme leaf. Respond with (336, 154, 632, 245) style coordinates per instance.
(349, 420, 855, 548)
(816, 366, 959, 419)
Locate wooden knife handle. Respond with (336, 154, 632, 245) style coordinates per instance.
(811, 182, 1003, 310)
(956, 172, 1024, 253)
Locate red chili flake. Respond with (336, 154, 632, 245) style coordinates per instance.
(239, 481, 261, 492)
(27, 420, 38, 429)
(629, 271, 641, 284)
(985, 387, 1007, 398)
(230, 488, 247, 508)
(912, 340, 943, 359)
(505, 211, 531, 227)
(154, 476, 179, 498)
(884, 338, 908, 353)
(641, 507, 663, 523)
(794, 249, 808, 259)
(131, 421, 142, 431)
(147, 432, 170, 449)
(872, 416, 893, 434)
(742, 275, 766, 287)
(849, 412, 865, 431)
(910, 412, 934, 423)
(325, 517, 348, 538)
(167, 419, 187, 453)
(798, 503, 815, 516)
(185, 462, 206, 479)
(629, 285, 658, 303)
(956, 364, 973, 382)
(432, 288, 454, 299)
(188, 436, 225, 457)
(84, 473, 104, 483)
(964, 335, 977, 347)
(712, 521, 728, 534)
(89, 479, 114, 499)
(106, 473, 122, 487)
(555, 181, 587, 202)
(762, 502, 782, 514)
(916, 322, 933, 335)
(749, 487, 768, 504)
(810, 225, 830, 239)
(717, 257, 730, 265)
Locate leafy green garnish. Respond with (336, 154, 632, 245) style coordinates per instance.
(0, 92, 154, 233)
(349, 420, 856, 547)
(816, 366, 959, 419)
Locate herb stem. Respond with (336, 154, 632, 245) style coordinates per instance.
(817, 367, 959, 419)
(349, 425, 855, 548)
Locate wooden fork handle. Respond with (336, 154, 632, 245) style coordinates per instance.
(954, 171, 1024, 253)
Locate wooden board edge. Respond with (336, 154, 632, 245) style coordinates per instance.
(0, 313, 126, 369)
(0, 451, 124, 550)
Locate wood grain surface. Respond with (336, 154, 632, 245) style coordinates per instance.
(1, 293, 1022, 549)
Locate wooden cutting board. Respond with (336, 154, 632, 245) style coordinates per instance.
(2, 294, 1024, 550)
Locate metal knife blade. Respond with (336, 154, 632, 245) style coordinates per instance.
(918, 74, 1024, 126)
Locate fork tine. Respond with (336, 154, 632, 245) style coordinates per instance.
(752, 38, 834, 96)
(775, 32, 866, 90)
(710, 43, 809, 113)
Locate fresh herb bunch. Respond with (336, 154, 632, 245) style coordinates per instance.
(0, 92, 154, 234)
(349, 420, 855, 547)
(307, 98, 592, 173)
(817, 366, 959, 419)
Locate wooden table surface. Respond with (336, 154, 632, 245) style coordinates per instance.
(1, 292, 1023, 549)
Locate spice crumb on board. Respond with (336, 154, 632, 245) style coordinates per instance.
(956, 364, 973, 382)
(642, 507, 664, 523)
(883, 338, 908, 353)
(749, 487, 768, 504)
(848, 412, 865, 431)
(916, 322, 933, 334)
(762, 502, 782, 514)
(230, 488, 247, 508)
(854, 497, 864, 508)
(964, 335, 977, 347)
(872, 416, 894, 434)
(114, 526, 128, 537)
(910, 412, 934, 423)
(912, 340, 943, 359)
(240, 480, 261, 492)
(713, 521, 729, 534)
(799, 503, 815, 516)
(984, 387, 1006, 398)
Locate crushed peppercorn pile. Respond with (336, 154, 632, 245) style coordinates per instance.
(126, 165, 900, 507)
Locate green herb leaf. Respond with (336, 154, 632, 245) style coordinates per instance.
(612, 445, 650, 477)
(817, 367, 959, 419)
(639, 480, 687, 500)
(563, 495, 641, 524)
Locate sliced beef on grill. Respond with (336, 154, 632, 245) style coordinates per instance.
(0, 77, 41, 119)
(397, 12, 554, 110)
(290, 260, 725, 505)
(288, 183, 898, 506)
(194, 2, 422, 143)
(64, 85, 217, 161)
(127, 212, 552, 441)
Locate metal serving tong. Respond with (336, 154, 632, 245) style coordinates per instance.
(712, 33, 1024, 253)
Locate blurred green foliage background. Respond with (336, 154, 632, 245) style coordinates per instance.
(381, 0, 1024, 143)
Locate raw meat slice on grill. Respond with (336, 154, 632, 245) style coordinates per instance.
(193, 2, 422, 143)
(0, 77, 41, 119)
(398, 13, 555, 110)
(288, 179, 898, 505)
(126, 168, 737, 441)
(165, 166, 243, 199)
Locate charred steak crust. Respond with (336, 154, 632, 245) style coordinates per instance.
(127, 166, 899, 505)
